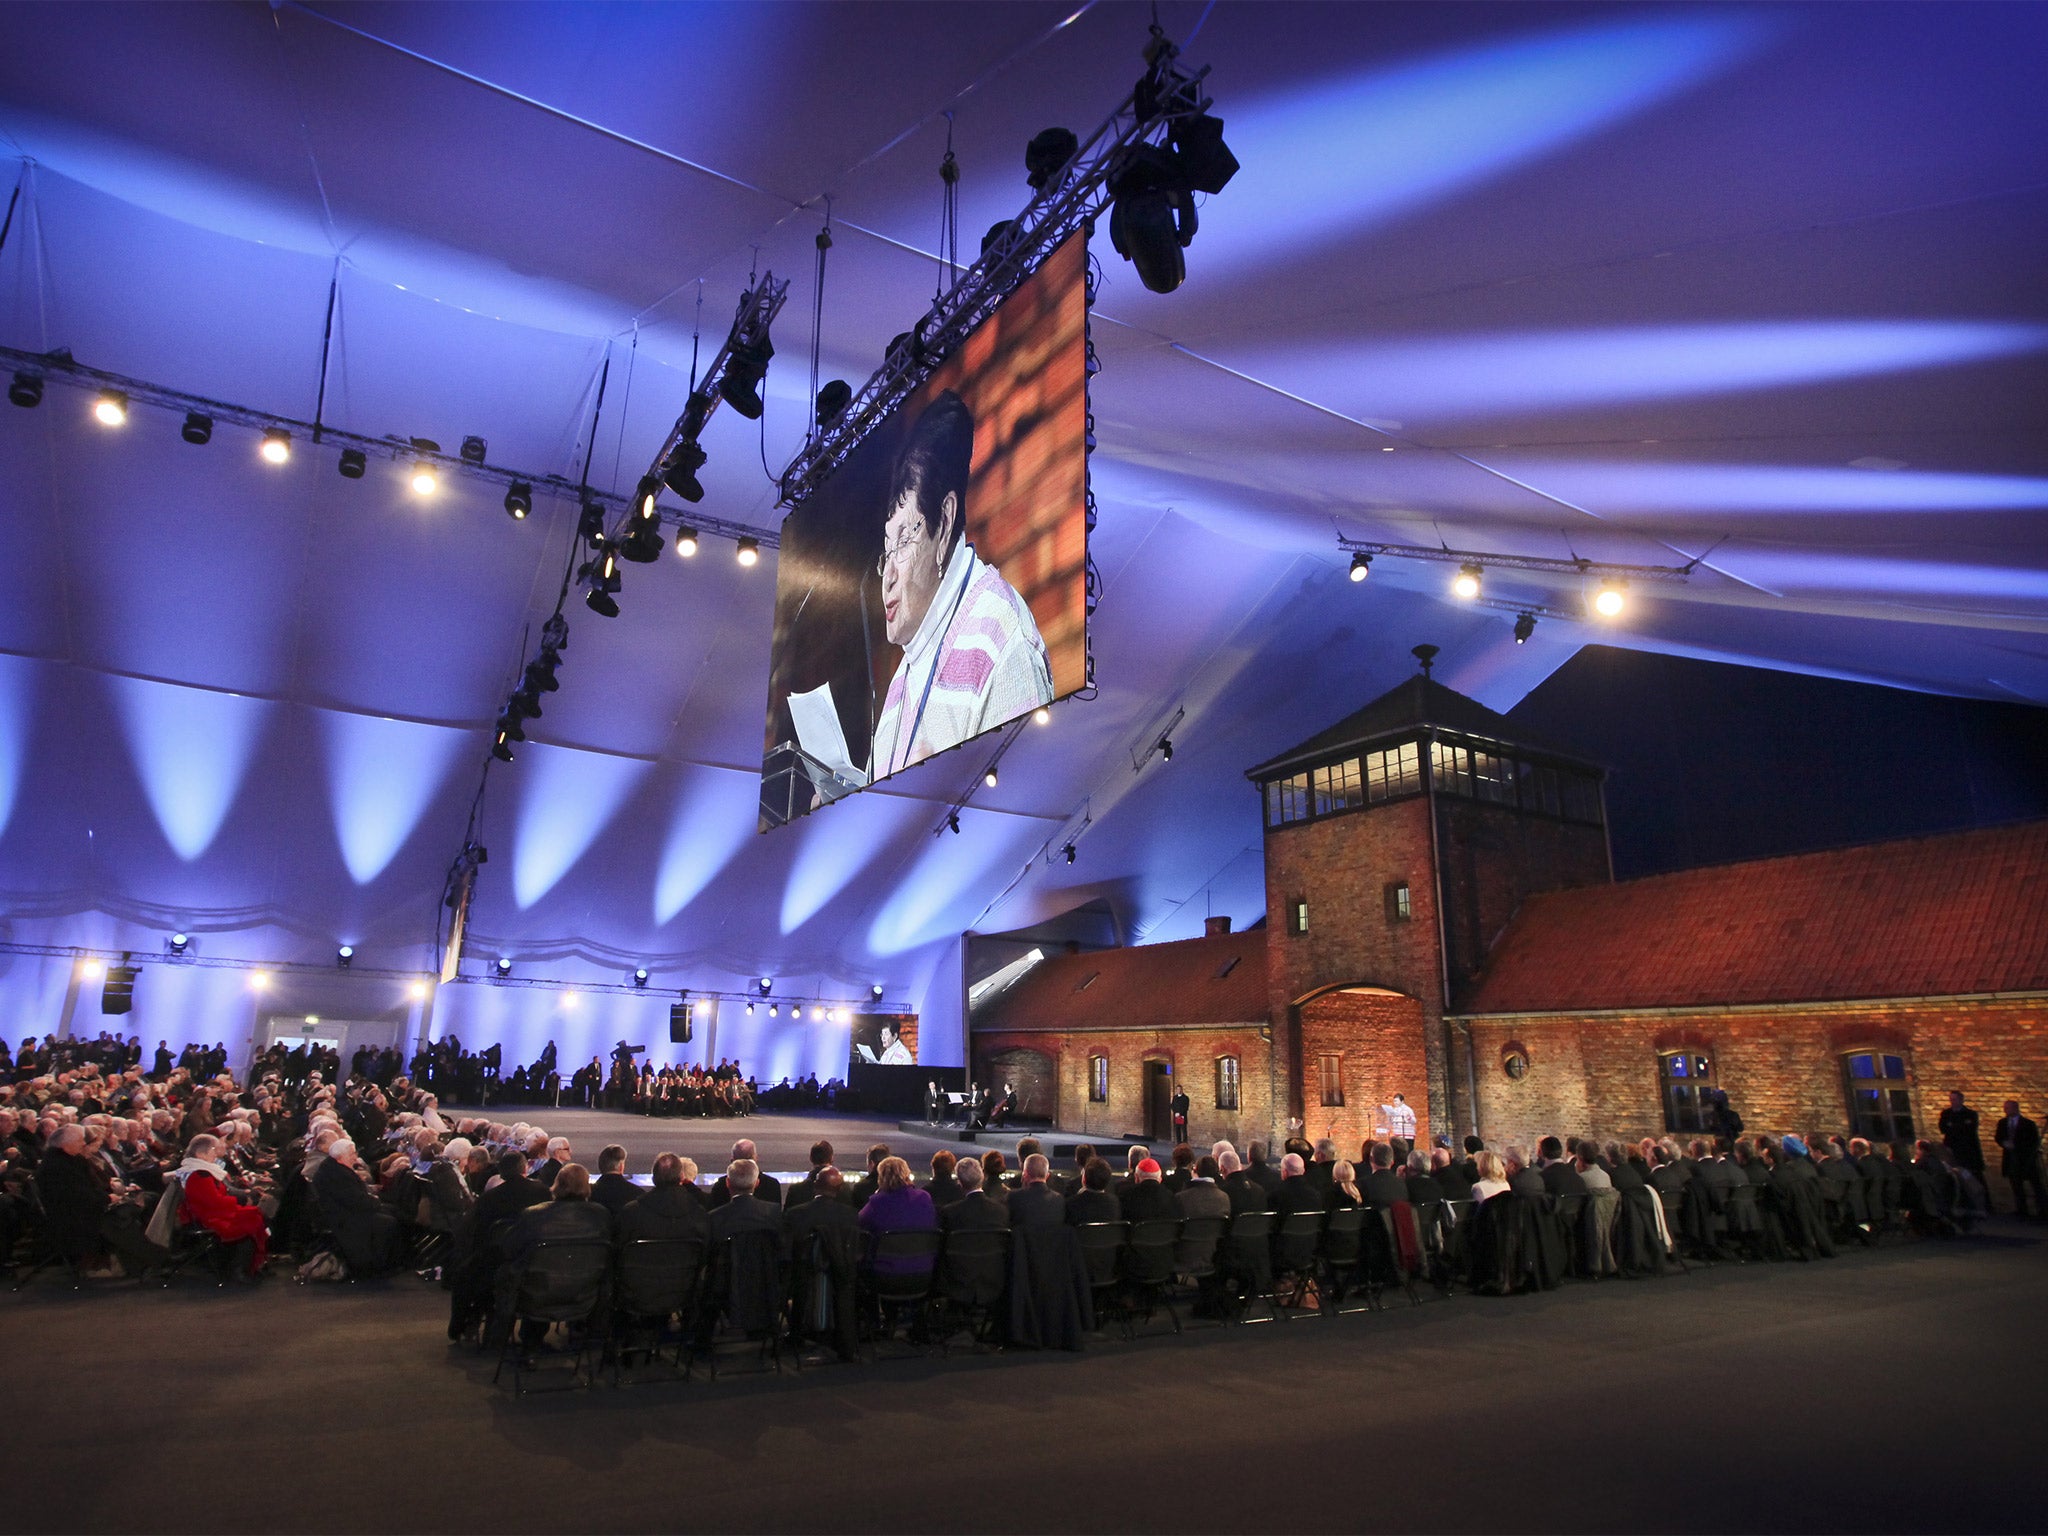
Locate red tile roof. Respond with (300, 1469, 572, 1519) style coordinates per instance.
(972, 929, 1269, 1034)
(1464, 820, 2048, 1015)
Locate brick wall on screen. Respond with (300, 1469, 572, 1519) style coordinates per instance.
(1299, 990, 1431, 1154)
(976, 1027, 1275, 1148)
(1459, 995, 2048, 1150)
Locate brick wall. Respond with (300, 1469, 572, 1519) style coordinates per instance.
(1297, 989, 1430, 1155)
(1459, 994, 2048, 1154)
(1435, 797, 1610, 1007)
(975, 1026, 1275, 1148)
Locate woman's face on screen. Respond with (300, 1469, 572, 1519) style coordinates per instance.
(880, 488, 955, 646)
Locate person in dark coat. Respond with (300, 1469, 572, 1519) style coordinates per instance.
(1505, 1149, 1547, 1198)
(1219, 1150, 1268, 1213)
(1177, 1156, 1232, 1221)
(1995, 1101, 2044, 1218)
(924, 1150, 965, 1209)
(707, 1139, 783, 1208)
(618, 1154, 710, 1244)
(310, 1138, 402, 1275)
(1272, 1153, 1327, 1215)
(1118, 1158, 1180, 1222)
(703, 1159, 785, 1343)
(36, 1125, 158, 1274)
(1361, 1144, 1406, 1207)
(782, 1141, 838, 1210)
(1537, 1137, 1587, 1197)
(494, 1164, 612, 1346)
(1064, 1159, 1122, 1225)
(587, 1145, 639, 1221)
(786, 1166, 861, 1359)
(1006, 1154, 1066, 1228)
(1939, 1092, 1986, 1184)
(1245, 1143, 1283, 1198)
(940, 1157, 1010, 1232)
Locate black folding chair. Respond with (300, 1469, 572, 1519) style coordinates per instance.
(1220, 1210, 1276, 1323)
(704, 1228, 789, 1377)
(492, 1240, 611, 1394)
(10, 1177, 88, 1292)
(1270, 1210, 1326, 1318)
(1119, 1218, 1183, 1337)
(1073, 1220, 1130, 1333)
(1317, 1205, 1370, 1314)
(612, 1237, 705, 1383)
(933, 1227, 1011, 1353)
(860, 1228, 943, 1355)
(1170, 1215, 1228, 1328)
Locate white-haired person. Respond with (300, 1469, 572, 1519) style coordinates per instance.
(309, 1136, 403, 1275)
(172, 1133, 269, 1277)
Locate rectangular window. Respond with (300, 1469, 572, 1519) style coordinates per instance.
(1318, 1054, 1345, 1108)
(1659, 1049, 1716, 1134)
(1430, 741, 1474, 798)
(1314, 757, 1363, 816)
(1560, 772, 1604, 825)
(1267, 772, 1312, 827)
(1385, 881, 1412, 922)
(1365, 740, 1421, 801)
(1288, 898, 1309, 936)
(1088, 1054, 1108, 1103)
(1215, 1055, 1240, 1111)
(1473, 750, 1516, 805)
(1842, 1051, 1913, 1140)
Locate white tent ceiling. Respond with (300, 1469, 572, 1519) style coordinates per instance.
(1, 1, 2043, 1060)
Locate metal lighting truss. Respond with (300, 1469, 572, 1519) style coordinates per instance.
(1336, 533, 1699, 585)
(775, 28, 1218, 508)
(634, 274, 790, 521)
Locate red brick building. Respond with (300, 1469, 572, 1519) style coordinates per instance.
(971, 660, 2048, 1156)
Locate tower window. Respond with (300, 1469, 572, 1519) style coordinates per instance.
(1842, 1051, 1913, 1141)
(1215, 1055, 1240, 1111)
(1266, 772, 1312, 827)
(1088, 1054, 1109, 1103)
(1366, 741, 1421, 800)
(1658, 1049, 1717, 1134)
(1385, 881, 1412, 922)
(1318, 1054, 1345, 1108)
(1314, 757, 1363, 815)
(1288, 898, 1309, 935)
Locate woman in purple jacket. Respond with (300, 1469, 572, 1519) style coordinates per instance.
(857, 1156, 938, 1278)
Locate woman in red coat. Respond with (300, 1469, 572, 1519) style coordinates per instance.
(174, 1134, 269, 1277)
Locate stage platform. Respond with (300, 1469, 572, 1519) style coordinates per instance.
(894, 1122, 1155, 1161)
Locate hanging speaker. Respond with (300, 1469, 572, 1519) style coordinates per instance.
(669, 1002, 693, 1045)
(101, 965, 140, 1015)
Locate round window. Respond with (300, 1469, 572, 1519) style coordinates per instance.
(1502, 1050, 1529, 1081)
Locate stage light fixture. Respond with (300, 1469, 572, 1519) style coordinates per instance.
(768, 1004, 779, 1017)
(1159, 738, 1174, 762)
(1452, 564, 1483, 600)
(168, 932, 190, 954)
(408, 979, 428, 1001)
(633, 967, 649, 988)
(7, 371, 42, 408)
(871, 983, 884, 1001)
(410, 460, 439, 496)
(526, 655, 560, 695)
(758, 977, 773, 995)
(621, 477, 665, 561)
(181, 411, 213, 445)
(496, 957, 512, 974)
(491, 726, 515, 762)
(947, 812, 961, 835)
(660, 437, 707, 503)
(1026, 125, 1080, 189)
(634, 475, 659, 522)
(249, 970, 271, 992)
(1513, 613, 1536, 645)
(93, 389, 129, 426)
(1108, 145, 1196, 295)
(719, 332, 774, 420)
(1349, 552, 1372, 583)
(578, 502, 606, 548)
(496, 705, 527, 744)
(260, 427, 292, 464)
(815, 379, 851, 427)
(984, 767, 999, 788)
(1593, 579, 1627, 618)
(1034, 705, 1051, 725)
(585, 586, 619, 618)
(337, 448, 366, 479)
(810, 1006, 823, 1022)
(460, 435, 488, 464)
(1169, 112, 1241, 196)
(1064, 842, 1076, 864)
(735, 537, 760, 568)
(674, 526, 699, 559)
(746, 1001, 756, 1015)
(337, 944, 354, 968)
(504, 481, 532, 519)
(79, 957, 105, 981)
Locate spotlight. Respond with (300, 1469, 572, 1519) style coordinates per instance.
(1026, 125, 1079, 189)
(719, 331, 774, 420)
(585, 585, 620, 618)
(338, 448, 366, 479)
(460, 435, 488, 464)
(260, 427, 292, 464)
(674, 526, 699, 559)
(1513, 612, 1536, 645)
(523, 656, 559, 696)
(93, 389, 129, 427)
(1159, 738, 1174, 762)
(735, 536, 760, 568)
(1108, 146, 1196, 295)
(7, 371, 42, 408)
(1064, 842, 1076, 864)
(1348, 551, 1372, 583)
(984, 767, 999, 788)
(633, 967, 649, 988)
(509, 682, 541, 721)
(504, 481, 532, 519)
(410, 460, 439, 496)
(249, 970, 271, 991)
(1452, 564, 1483, 600)
(407, 979, 429, 1001)
(1033, 705, 1051, 725)
(496, 957, 512, 974)
(981, 220, 1017, 254)
(167, 933, 190, 955)
(769, 1004, 779, 1017)
(947, 812, 961, 835)
(491, 727, 515, 762)
(757, 977, 773, 995)
(810, 1006, 823, 1022)
(621, 477, 665, 561)
(871, 983, 885, 1001)
(496, 706, 526, 744)
(1169, 112, 1241, 196)
(633, 475, 660, 522)
(746, 1002, 756, 1015)
(660, 436, 707, 503)
(181, 412, 213, 445)
(1593, 579, 1627, 618)
(337, 944, 354, 968)
(78, 957, 105, 981)
(815, 379, 851, 426)
(578, 502, 607, 547)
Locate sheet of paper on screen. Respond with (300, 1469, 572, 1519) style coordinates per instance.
(760, 231, 1091, 831)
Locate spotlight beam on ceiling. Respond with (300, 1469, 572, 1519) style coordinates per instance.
(0, 342, 779, 552)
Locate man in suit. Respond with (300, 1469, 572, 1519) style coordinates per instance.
(311, 1138, 403, 1275)
(1995, 1100, 2045, 1218)
(1177, 1155, 1231, 1221)
(1940, 1091, 1986, 1186)
(1054, 1145, 1095, 1197)
(707, 1160, 784, 1244)
(1064, 1158, 1122, 1225)
(850, 1143, 891, 1208)
(784, 1165, 861, 1360)
(924, 1149, 965, 1209)
(1271, 1153, 1325, 1216)
(1010, 1139, 1043, 1189)
(1402, 1149, 1445, 1207)
(1306, 1139, 1338, 1196)
(706, 1140, 783, 1208)
(1007, 1153, 1065, 1228)
(1430, 1147, 1472, 1202)
(1218, 1149, 1267, 1212)
(940, 1156, 1010, 1232)
(1504, 1147, 1546, 1198)
(531, 1136, 570, 1191)
(782, 1141, 837, 1210)
(1245, 1142, 1283, 1198)
(1361, 1144, 1406, 1207)
(1170, 1087, 1190, 1147)
(1538, 1137, 1587, 1197)
(590, 1144, 640, 1222)
(617, 1154, 708, 1244)
(1119, 1157, 1179, 1222)
(493, 1163, 611, 1348)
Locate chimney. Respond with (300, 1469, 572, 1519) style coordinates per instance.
(1205, 915, 1233, 937)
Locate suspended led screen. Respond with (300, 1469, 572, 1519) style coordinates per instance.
(760, 231, 1090, 829)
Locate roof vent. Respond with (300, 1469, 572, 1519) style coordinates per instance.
(1205, 915, 1233, 936)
